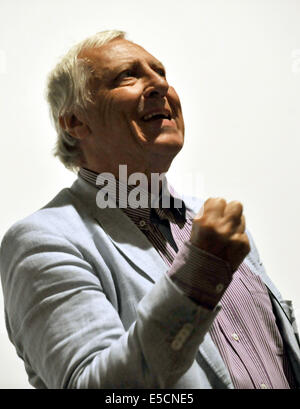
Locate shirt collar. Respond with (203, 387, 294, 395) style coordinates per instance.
(78, 167, 186, 224)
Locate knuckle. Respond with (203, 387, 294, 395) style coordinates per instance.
(239, 235, 250, 252)
(229, 233, 248, 246)
(197, 214, 212, 227)
(230, 201, 243, 214)
(229, 234, 240, 244)
(217, 224, 231, 236)
(201, 223, 217, 236)
(205, 197, 226, 206)
(231, 200, 243, 209)
(216, 197, 227, 205)
(204, 198, 214, 206)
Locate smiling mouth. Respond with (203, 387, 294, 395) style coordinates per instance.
(142, 112, 171, 122)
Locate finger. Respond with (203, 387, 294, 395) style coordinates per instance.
(224, 200, 243, 222)
(229, 232, 250, 254)
(235, 214, 246, 234)
(204, 197, 227, 217)
(226, 232, 250, 271)
(222, 213, 245, 234)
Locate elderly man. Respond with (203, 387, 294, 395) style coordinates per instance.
(1, 30, 299, 389)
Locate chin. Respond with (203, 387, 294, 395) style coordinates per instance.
(152, 131, 184, 153)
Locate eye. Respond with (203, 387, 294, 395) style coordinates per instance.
(118, 69, 135, 80)
(156, 68, 166, 77)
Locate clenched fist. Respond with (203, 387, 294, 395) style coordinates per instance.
(190, 198, 250, 273)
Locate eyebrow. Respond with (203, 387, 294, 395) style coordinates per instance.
(112, 57, 166, 72)
(94, 58, 166, 83)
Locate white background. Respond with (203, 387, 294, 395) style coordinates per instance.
(0, 0, 299, 388)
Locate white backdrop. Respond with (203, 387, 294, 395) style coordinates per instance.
(0, 0, 299, 388)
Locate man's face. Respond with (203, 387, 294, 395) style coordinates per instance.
(80, 38, 185, 174)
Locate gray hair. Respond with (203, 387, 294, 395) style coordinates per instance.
(46, 29, 126, 171)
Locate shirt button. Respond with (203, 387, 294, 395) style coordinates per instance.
(180, 323, 194, 337)
(139, 220, 147, 228)
(260, 383, 268, 389)
(171, 339, 183, 351)
(171, 323, 194, 351)
(215, 283, 224, 293)
(231, 333, 240, 341)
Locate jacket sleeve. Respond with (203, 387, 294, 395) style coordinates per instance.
(0, 220, 219, 389)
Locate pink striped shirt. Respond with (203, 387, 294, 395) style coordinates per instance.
(79, 167, 295, 389)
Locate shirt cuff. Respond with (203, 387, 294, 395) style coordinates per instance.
(167, 241, 233, 310)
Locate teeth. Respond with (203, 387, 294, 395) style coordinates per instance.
(143, 112, 170, 121)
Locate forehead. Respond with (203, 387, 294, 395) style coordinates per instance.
(79, 39, 163, 73)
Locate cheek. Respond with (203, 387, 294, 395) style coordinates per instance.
(128, 121, 148, 144)
(97, 89, 138, 127)
(94, 93, 116, 129)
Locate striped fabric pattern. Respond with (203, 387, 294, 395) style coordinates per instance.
(79, 167, 193, 266)
(78, 167, 295, 389)
(209, 262, 295, 389)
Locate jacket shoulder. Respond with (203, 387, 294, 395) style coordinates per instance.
(0, 187, 93, 265)
(3, 187, 88, 236)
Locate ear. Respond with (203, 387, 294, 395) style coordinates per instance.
(59, 113, 91, 140)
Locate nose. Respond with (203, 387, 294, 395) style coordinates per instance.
(143, 69, 169, 99)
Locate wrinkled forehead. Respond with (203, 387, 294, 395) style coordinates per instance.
(78, 38, 164, 76)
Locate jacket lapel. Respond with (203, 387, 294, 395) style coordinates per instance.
(71, 176, 169, 284)
(269, 294, 300, 385)
(93, 205, 169, 283)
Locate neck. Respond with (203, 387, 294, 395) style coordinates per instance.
(82, 156, 173, 184)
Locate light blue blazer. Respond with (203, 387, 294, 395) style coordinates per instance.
(1, 176, 299, 389)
